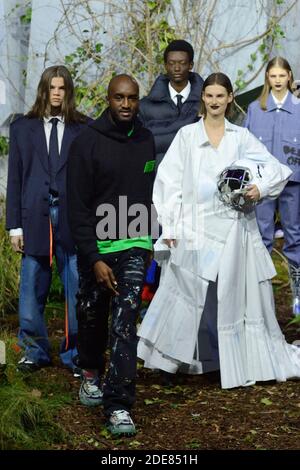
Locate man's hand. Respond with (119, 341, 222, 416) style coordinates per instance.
(10, 235, 24, 253)
(93, 260, 119, 296)
(163, 239, 177, 248)
(244, 184, 260, 202)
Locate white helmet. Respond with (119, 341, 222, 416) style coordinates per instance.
(217, 159, 263, 212)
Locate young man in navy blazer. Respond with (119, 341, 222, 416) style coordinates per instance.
(6, 65, 89, 374)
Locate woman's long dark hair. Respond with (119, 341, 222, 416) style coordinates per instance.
(27, 65, 86, 123)
(259, 57, 294, 111)
(200, 72, 234, 118)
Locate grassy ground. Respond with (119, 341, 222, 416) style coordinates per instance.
(0, 240, 300, 450)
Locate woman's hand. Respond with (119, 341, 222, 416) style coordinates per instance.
(244, 184, 260, 202)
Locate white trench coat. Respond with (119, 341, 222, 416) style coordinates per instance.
(138, 119, 300, 389)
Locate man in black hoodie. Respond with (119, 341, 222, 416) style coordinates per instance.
(139, 39, 204, 168)
(67, 75, 155, 436)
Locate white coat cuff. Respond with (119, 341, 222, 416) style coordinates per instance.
(9, 228, 23, 236)
(255, 181, 268, 200)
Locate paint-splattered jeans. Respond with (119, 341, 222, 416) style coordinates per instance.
(76, 248, 149, 416)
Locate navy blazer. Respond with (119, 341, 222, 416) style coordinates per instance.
(6, 116, 89, 256)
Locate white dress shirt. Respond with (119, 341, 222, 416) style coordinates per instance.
(271, 90, 288, 112)
(43, 115, 65, 152)
(168, 81, 191, 105)
(10, 115, 65, 237)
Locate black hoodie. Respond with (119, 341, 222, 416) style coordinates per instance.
(67, 108, 156, 267)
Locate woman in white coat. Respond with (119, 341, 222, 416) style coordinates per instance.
(138, 72, 300, 389)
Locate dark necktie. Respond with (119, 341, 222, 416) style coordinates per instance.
(49, 117, 59, 194)
(176, 94, 183, 113)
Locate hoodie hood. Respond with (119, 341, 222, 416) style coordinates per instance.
(88, 108, 143, 142)
(146, 71, 203, 103)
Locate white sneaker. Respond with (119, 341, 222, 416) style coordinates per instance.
(107, 410, 136, 435)
(288, 264, 300, 316)
(292, 296, 300, 316)
(274, 229, 284, 239)
(79, 376, 103, 407)
(17, 357, 40, 372)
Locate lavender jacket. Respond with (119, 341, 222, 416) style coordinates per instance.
(244, 91, 300, 182)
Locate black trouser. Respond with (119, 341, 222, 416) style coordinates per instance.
(76, 248, 149, 416)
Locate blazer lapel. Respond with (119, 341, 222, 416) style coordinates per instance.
(30, 119, 49, 173)
(57, 123, 78, 172)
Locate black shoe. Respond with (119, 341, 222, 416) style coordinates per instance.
(17, 357, 41, 373)
(72, 355, 82, 378)
(160, 370, 175, 387)
(73, 366, 82, 378)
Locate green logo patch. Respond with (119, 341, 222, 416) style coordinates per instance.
(144, 160, 156, 173)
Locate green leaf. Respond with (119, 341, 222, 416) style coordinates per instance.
(100, 427, 111, 439)
(129, 440, 142, 447)
(235, 79, 246, 90)
(0, 136, 9, 157)
(20, 7, 32, 25)
(76, 47, 84, 56)
(162, 388, 177, 395)
(287, 316, 300, 326)
(250, 429, 257, 435)
(144, 397, 162, 405)
(65, 54, 74, 64)
(259, 43, 266, 53)
(186, 440, 201, 449)
(147, 1, 157, 10)
(261, 397, 273, 406)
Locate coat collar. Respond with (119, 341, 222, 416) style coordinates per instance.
(266, 90, 294, 113)
(196, 117, 238, 147)
(58, 123, 78, 172)
(29, 118, 79, 173)
(147, 72, 203, 103)
(43, 115, 64, 124)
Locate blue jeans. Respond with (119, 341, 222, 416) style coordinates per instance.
(18, 202, 79, 369)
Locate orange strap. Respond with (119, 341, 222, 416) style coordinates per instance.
(49, 218, 53, 267)
(65, 301, 69, 351)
